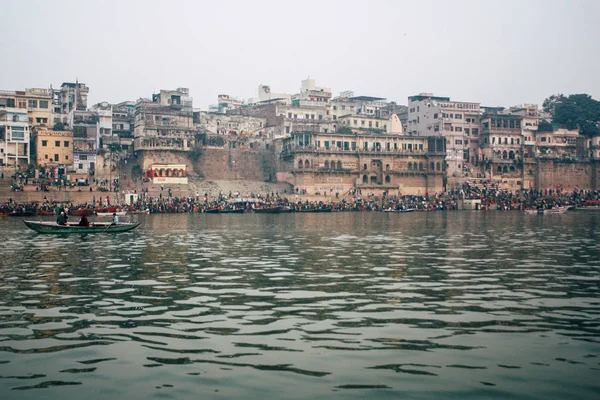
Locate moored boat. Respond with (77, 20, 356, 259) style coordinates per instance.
(253, 206, 281, 214)
(24, 220, 140, 234)
(71, 208, 93, 216)
(524, 206, 570, 215)
(7, 211, 36, 217)
(96, 211, 127, 217)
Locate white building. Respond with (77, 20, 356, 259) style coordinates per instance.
(407, 93, 481, 177)
(0, 107, 31, 167)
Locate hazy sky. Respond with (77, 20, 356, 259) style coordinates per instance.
(2, 0, 599, 109)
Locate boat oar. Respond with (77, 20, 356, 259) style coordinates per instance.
(103, 222, 114, 233)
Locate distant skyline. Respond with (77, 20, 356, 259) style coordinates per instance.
(2, 0, 599, 109)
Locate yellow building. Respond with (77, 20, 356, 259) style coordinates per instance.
(18, 88, 52, 128)
(33, 128, 73, 167)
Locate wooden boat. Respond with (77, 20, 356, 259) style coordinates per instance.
(253, 206, 281, 214)
(295, 206, 333, 213)
(220, 208, 246, 214)
(71, 208, 93, 216)
(7, 211, 36, 217)
(524, 206, 570, 215)
(40, 211, 54, 216)
(575, 200, 600, 211)
(24, 220, 140, 234)
(204, 207, 220, 214)
(96, 211, 127, 217)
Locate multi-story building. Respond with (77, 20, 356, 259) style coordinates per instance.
(32, 128, 73, 168)
(112, 101, 135, 155)
(252, 84, 291, 105)
(195, 111, 266, 136)
(133, 88, 196, 152)
(479, 113, 524, 188)
(407, 93, 481, 177)
(91, 102, 113, 142)
(58, 81, 89, 114)
(209, 94, 244, 113)
(71, 110, 99, 175)
(284, 130, 446, 195)
(0, 107, 30, 167)
(21, 88, 52, 129)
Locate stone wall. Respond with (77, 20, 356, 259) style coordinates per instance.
(536, 159, 593, 190)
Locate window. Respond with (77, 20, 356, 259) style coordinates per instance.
(44, 154, 48, 159)
(472, 128, 479, 135)
(333, 106, 337, 110)
(42, 140, 48, 146)
(64, 141, 69, 147)
(39, 100, 49, 108)
(55, 141, 60, 147)
(288, 113, 292, 118)
(455, 114, 462, 119)
(28, 99, 38, 108)
(324, 141, 330, 149)
(455, 127, 462, 132)
(541, 137, 547, 142)
(434, 113, 439, 119)
(79, 163, 84, 169)
(465, 128, 470, 135)
(11, 126, 25, 140)
(65, 155, 69, 160)
(54, 154, 59, 161)
(455, 140, 463, 145)
(342, 106, 346, 111)
(80, 155, 88, 160)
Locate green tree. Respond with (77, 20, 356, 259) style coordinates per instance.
(53, 122, 66, 131)
(337, 126, 352, 134)
(544, 93, 600, 137)
(537, 119, 554, 132)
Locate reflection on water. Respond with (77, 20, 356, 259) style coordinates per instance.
(1, 212, 599, 399)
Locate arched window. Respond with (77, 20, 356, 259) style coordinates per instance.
(528, 169, 533, 175)
(498, 166, 502, 173)
(362, 175, 368, 183)
(337, 161, 342, 169)
(386, 164, 390, 171)
(503, 166, 508, 173)
(385, 175, 391, 183)
(419, 162, 423, 171)
(331, 160, 335, 169)
(503, 150, 508, 159)
(370, 176, 377, 183)
(298, 159, 303, 169)
(509, 151, 515, 160)
(436, 162, 441, 171)
(509, 166, 515, 172)
(363, 164, 367, 170)
(305, 160, 310, 168)
(430, 162, 435, 171)
(324, 160, 329, 168)
(408, 162, 412, 170)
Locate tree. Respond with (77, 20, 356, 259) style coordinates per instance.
(542, 94, 565, 117)
(53, 122, 66, 131)
(337, 126, 352, 134)
(544, 93, 600, 137)
(537, 119, 554, 132)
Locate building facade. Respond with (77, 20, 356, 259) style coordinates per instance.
(284, 131, 446, 195)
(133, 88, 196, 152)
(33, 128, 73, 168)
(407, 93, 481, 177)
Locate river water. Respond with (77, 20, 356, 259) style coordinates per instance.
(0, 212, 599, 399)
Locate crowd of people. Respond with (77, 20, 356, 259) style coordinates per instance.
(2, 185, 600, 216)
